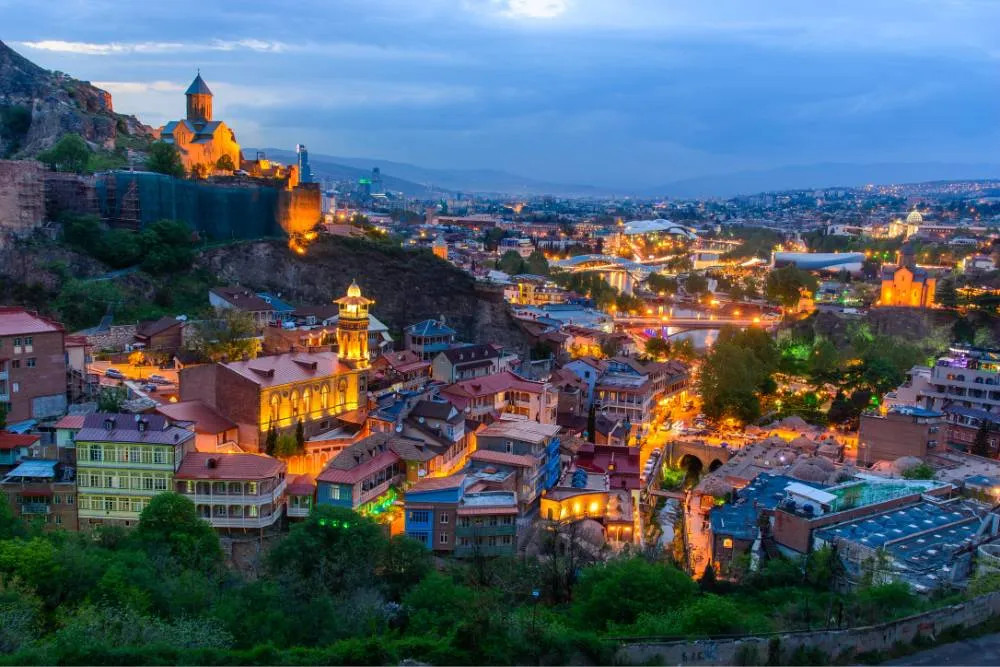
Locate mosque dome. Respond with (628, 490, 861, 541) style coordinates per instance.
(346, 280, 362, 298)
(906, 209, 924, 225)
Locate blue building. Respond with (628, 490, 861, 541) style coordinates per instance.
(404, 318, 458, 361)
(296, 144, 312, 184)
(404, 471, 518, 556)
(469, 419, 561, 510)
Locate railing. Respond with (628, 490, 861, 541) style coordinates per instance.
(199, 511, 283, 529)
(76, 485, 163, 496)
(20, 503, 50, 515)
(78, 507, 139, 520)
(287, 504, 311, 518)
(180, 481, 286, 505)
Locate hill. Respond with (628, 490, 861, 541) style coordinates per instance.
(0, 40, 153, 157)
(0, 233, 531, 353)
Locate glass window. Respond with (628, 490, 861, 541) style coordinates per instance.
(153, 449, 165, 465)
(142, 476, 154, 490)
(440, 513, 449, 524)
(90, 445, 102, 461)
(26, 358, 36, 368)
(154, 477, 166, 491)
(67, 495, 74, 505)
(439, 533, 449, 544)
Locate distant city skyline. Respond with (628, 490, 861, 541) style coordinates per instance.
(4, 0, 1000, 190)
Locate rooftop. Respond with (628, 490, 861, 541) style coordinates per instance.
(155, 400, 236, 435)
(223, 351, 350, 388)
(0, 432, 40, 450)
(75, 413, 194, 446)
(0, 307, 63, 336)
(477, 418, 561, 443)
(407, 318, 456, 337)
(176, 452, 285, 480)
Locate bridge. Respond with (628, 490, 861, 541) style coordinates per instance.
(614, 314, 778, 333)
(666, 439, 733, 473)
(551, 254, 654, 279)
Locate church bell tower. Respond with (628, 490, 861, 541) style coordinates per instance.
(185, 72, 213, 123)
(334, 280, 373, 369)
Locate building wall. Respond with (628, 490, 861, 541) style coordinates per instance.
(277, 184, 322, 235)
(857, 412, 939, 465)
(3, 481, 77, 531)
(880, 267, 935, 307)
(0, 328, 67, 422)
(180, 364, 262, 450)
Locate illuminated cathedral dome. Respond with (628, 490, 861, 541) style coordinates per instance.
(906, 209, 924, 225)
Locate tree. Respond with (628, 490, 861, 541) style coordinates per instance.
(215, 154, 235, 171)
(571, 557, 696, 630)
(586, 401, 597, 444)
(525, 249, 550, 276)
(901, 462, 935, 480)
(935, 278, 959, 309)
(38, 134, 91, 173)
(135, 493, 222, 571)
(146, 141, 185, 178)
(190, 308, 259, 362)
(97, 385, 128, 412)
(644, 336, 670, 360)
(295, 420, 305, 452)
(379, 535, 432, 602)
(265, 427, 278, 456)
(765, 265, 818, 308)
(972, 417, 994, 458)
(138, 220, 196, 275)
(0, 105, 32, 155)
(671, 338, 697, 362)
(274, 432, 299, 457)
(684, 273, 709, 296)
(498, 250, 526, 275)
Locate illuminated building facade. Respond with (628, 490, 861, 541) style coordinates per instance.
(159, 73, 242, 175)
(335, 281, 373, 370)
(879, 245, 936, 308)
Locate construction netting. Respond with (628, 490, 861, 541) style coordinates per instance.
(95, 171, 284, 241)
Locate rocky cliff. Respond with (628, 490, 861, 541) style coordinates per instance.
(0, 40, 153, 156)
(198, 236, 533, 353)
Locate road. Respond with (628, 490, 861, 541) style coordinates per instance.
(883, 632, 1000, 665)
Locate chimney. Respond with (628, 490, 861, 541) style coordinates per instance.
(206, 457, 218, 468)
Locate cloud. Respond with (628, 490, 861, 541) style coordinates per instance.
(504, 0, 570, 19)
(17, 38, 449, 61)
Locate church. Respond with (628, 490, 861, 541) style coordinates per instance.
(159, 73, 242, 175)
(879, 244, 936, 308)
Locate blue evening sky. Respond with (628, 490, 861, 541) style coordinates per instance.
(3, 0, 998, 188)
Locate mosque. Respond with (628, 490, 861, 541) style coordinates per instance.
(159, 73, 243, 175)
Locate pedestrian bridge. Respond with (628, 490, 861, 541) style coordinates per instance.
(616, 314, 778, 334)
(666, 439, 733, 472)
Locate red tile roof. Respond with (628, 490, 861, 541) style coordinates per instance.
(441, 370, 549, 400)
(374, 349, 429, 374)
(222, 351, 351, 388)
(409, 473, 466, 493)
(317, 449, 400, 485)
(53, 415, 86, 429)
(286, 473, 316, 495)
(470, 449, 537, 468)
(175, 452, 285, 480)
(155, 400, 237, 434)
(456, 505, 518, 516)
(210, 287, 274, 313)
(0, 432, 40, 450)
(0, 308, 63, 336)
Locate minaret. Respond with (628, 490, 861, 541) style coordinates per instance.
(185, 72, 213, 123)
(334, 280, 373, 368)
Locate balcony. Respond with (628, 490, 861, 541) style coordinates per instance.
(78, 507, 139, 520)
(180, 480, 286, 506)
(287, 503, 311, 518)
(200, 510, 283, 529)
(20, 503, 50, 515)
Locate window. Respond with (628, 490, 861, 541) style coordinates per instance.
(11, 382, 18, 393)
(501, 516, 513, 525)
(142, 476, 154, 491)
(67, 495, 74, 505)
(408, 510, 430, 523)
(489, 516, 498, 526)
(439, 533, 449, 544)
(154, 477, 167, 491)
(25, 358, 35, 368)
(53, 495, 61, 504)
(9, 360, 18, 369)
(23, 336, 32, 352)
(248, 481, 258, 494)
(722, 538, 733, 549)
(440, 513, 449, 524)
(153, 449, 165, 465)
(90, 445, 102, 462)
(501, 535, 512, 545)
(248, 505, 258, 517)
(54, 515, 62, 525)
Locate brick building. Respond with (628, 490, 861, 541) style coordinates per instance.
(0, 308, 68, 424)
(174, 452, 287, 530)
(179, 351, 365, 452)
(1, 459, 77, 530)
(858, 406, 942, 466)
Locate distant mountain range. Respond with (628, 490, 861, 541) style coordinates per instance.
(260, 147, 1000, 200)
(648, 162, 1000, 199)
(257, 148, 606, 198)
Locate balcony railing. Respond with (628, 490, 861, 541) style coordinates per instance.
(287, 504, 311, 518)
(180, 481, 286, 506)
(199, 510, 283, 529)
(78, 508, 139, 520)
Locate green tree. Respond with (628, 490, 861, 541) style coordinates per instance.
(97, 385, 128, 412)
(38, 133, 91, 173)
(403, 571, 476, 635)
(215, 154, 236, 171)
(138, 220, 196, 275)
(294, 420, 305, 452)
(935, 278, 959, 309)
(190, 308, 259, 362)
(525, 249, 550, 276)
(274, 432, 299, 457)
(380, 535, 432, 602)
(685, 273, 709, 296)
(672, 338, 697, 362)
(647, 272, 679, 295)
(645, 335, 671, 359)
(0, 105, 32, 155)
(901, 462, 935, 480)
(498, 250, 526, 275)
(265, 427, 278, 456)
(765, 265, 818, 308)
(135, 493, 222, 571)
(571, 557, 696, 630)
(146, 141, 185, 178)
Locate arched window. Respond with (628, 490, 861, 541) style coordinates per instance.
(269, 394, 280, 423)
(302, 388, 311, 419)
(320, 384, 330, 410)
(290, 391, 300, 418)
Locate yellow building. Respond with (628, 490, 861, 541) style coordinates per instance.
(879, 244, 936, 308)
(159, 73, 242, 176)
(335, 280, 373, 370)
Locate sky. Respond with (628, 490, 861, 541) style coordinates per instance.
(3, 0, 1000, 189)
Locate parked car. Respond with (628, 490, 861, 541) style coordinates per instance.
(105, 368, 125, 379)
(143, 384, 157, 393)
(148, 374, 170, 385)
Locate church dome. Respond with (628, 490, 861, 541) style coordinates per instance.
(906, 209, 923, 225)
